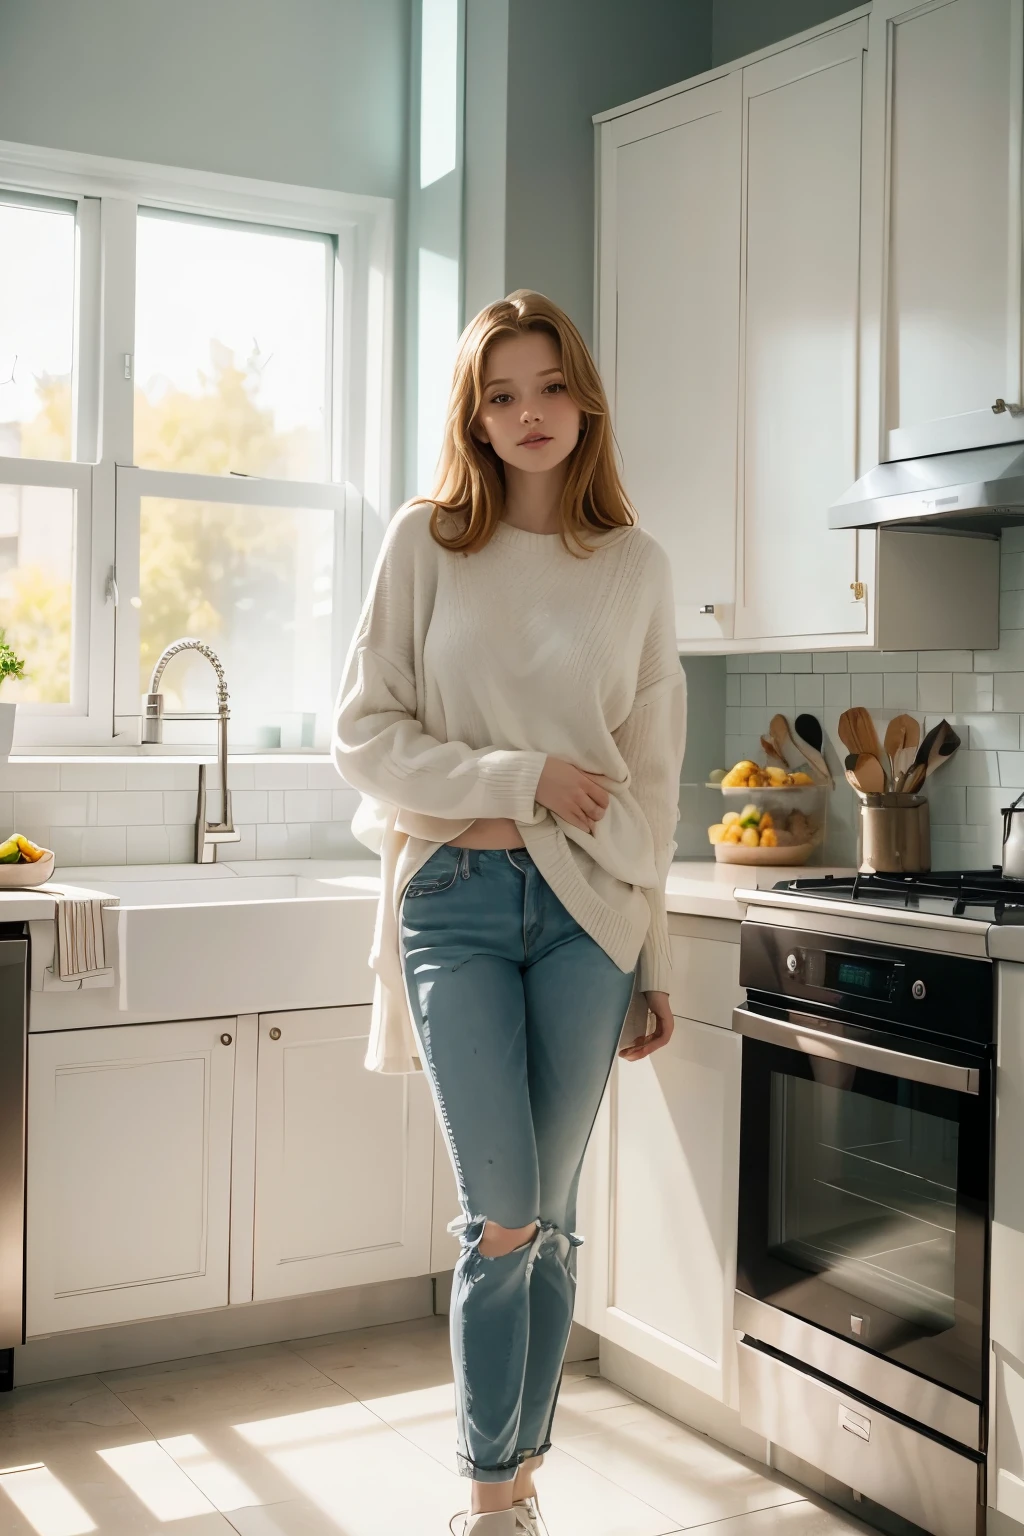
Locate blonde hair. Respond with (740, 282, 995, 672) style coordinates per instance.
(422, 289, 635, 555)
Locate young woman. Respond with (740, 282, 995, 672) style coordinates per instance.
(333, 290, 686, 1536)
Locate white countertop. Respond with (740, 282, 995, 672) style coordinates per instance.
(3, 857, 849, 929)
(665, 861, 854, 922)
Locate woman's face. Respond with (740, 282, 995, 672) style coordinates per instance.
(473, 330, 583, 473)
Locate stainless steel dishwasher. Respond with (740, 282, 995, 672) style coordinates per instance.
(0, 931, 28, 1391)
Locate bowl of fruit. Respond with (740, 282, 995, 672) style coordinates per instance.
(0, 833, 55, 886)
(707, 803, 816, 865)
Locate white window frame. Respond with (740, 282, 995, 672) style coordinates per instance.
(0, 140, 394, 751)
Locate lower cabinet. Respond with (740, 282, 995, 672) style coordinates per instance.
(26, 1018, 236, 1336)
(576, 1013, 742, 1404)
(251, 1006, 435, 1300)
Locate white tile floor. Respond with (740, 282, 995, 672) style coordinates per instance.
(0, 1316, 877, 1535)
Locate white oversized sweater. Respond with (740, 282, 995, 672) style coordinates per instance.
(332, 504, 687, 1074)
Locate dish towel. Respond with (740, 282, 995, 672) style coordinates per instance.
(51, 887, 120, 981)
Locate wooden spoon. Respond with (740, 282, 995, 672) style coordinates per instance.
(844, 754, 866, 795)
(899, 720, 947, 792)
(761, 734, 787, 767)
(883, 714, 916, 788)
(839, 707, 887, 787)
(853, 752, 887, 795)
(769, 715, 795, 768)
(924, 722, 961, 777)
(893, 715, 921, 785)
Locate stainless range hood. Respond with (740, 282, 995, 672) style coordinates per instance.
(830, 442, 1024, 533)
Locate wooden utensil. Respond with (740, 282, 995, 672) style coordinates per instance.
(853, 752, 887, 795)
(898, 720, 947, 792)
(884, 713, 916, 787)
(792, 712, 833, 786)
(844, 754, 866, 795)
(924, 722, 961, 777)
(761, 734, 787, 767)
(893, 715, 921, 785)
(839, 707, 887, 787)
(768, 714, 795, 768)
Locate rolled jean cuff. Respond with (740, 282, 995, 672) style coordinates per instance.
(456, 1452, 522, 1483)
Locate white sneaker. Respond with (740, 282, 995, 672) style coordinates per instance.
(514, 1496, 550, 1535)
(450, 1510, 517, 1535)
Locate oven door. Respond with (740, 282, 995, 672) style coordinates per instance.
(734, 1004, 991, 1405)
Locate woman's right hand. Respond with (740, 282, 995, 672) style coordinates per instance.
(536, 757, 610, 834)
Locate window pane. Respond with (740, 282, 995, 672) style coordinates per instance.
(135, 213, 332, 480)
(0, 200, 75, 461)
(0, 484, 73, 703)
(138, 498, 334, 748)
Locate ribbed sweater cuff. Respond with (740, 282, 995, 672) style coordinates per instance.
(479, 750, 547, 821)
(638, 905, 673, 995)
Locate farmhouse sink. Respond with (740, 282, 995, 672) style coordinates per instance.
(63, 859, 382, 1017)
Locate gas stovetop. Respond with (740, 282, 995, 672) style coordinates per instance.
(774, 870, 1024, 924)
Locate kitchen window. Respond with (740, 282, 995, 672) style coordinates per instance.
(0, 149, 392, 751)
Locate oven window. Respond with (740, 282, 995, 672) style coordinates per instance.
(768, 1071, 958, 1331)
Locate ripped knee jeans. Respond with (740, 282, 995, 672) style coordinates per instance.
(400, 846, 637, 1482)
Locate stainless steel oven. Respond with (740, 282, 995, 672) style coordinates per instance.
(733, 919, 993, 1536)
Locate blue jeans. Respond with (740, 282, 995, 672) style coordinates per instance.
(400, 845, 636, 1482)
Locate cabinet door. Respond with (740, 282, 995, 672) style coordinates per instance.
(26, 1018, 235, 1335)
(252, 1006, 434, 1300)
(598, 75, 741, 644)
(865, 0, 1024, 461)
(735, 21, 869, 643)
(588, 1016, 743, 1403)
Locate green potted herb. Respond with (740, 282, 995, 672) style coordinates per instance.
(0, 633, 26, 759)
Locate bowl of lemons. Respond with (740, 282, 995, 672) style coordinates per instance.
(0, 833, 55, 887)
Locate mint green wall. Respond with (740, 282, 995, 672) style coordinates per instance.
(712, 0, 860, 65)
(497, 0, 713, 342)
(0, 0, 410, 197)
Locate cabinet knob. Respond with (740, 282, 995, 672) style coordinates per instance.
(698, 604, 716, 616)
(220, 1033, 232, 1046)
(992, 397, 1024, 417)
(850, 581, 866, 601)
(269, 1026, 282, 1040)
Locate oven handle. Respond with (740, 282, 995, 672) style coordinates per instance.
(731, 1006, 980, 1095)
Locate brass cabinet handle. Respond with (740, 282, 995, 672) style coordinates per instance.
(269, 1027, 282, 1041)
(992, 397, 1024, 416)
(220, 1033, 232, 1046)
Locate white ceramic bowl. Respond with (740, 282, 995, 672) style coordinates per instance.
(0, 850, 55, 887)
(714, 841, 815, 867)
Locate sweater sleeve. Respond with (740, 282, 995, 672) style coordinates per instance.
(613, 551, 686, 995)
(332, 510, 547, 820)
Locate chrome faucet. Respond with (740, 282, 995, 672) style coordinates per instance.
(142, 639, 242, 864)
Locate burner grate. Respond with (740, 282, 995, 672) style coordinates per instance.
(778, 869, 1024, 921)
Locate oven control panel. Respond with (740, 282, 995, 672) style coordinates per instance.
(741, 923, 993, 1044)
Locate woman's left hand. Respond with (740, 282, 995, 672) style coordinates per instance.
(618, 991, 674, 1061)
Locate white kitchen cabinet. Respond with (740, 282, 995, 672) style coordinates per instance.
(26, 1018, 236, 1335)
(735, 22, 868, 643)
(252, 1006, 435, 1300)
(598, 74, 742, 644)
(577, 1013, 743, 1403)
(862, 0, 1024, 462)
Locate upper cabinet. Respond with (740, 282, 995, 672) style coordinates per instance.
(599, 75, 742, 645)
(597, 6, 1003, 653)
(864, 0, 1024, 462)
(735, 23, 867, 643)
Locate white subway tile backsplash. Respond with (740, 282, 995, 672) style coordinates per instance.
(229, 790, 268, 824)
(758, 653, 782, 673)
(332, 788, 361, 818)
(740, 674, 767, 707)
(853, 674, 884, 708)
(883, 674, 919, 709)
(812, 652, 848, 673)
(726, 655, 749, 673)
(267, 789, 285, 822)
(794, 674, 824, 706)
(765, 674, 796, 707)
(125, 826, 173, 864)
(915, 650, 976, 671)
(257, 823, 311, 859)
(16, 792, 92, 828)
(927, 782, 967, 826)
(953, 673, 993, 712)
(824, 673, 851, 708)
(1001, 552, 1024, 591)
(780, 653, 813, 672)
(253, 764, 308, 789)
(162, 790, 200, 824)
(305, 762, 343, 790)
(966, 714, 1020, 751)
(284, 789, 334, 822)
(994, 673, 1024, 712)
(167, 825, 196, 862)
(999, 589, 1024, 630)
(125, 762, 199, 792)
(727, 676, 741, 706)
(917, 674, 954, 714)
(0, 763, 60, 791)
(998, 753, 1024, 785)
(79, 827, 128, 865)
(59, 763, 127, 792)
(96, 791, 163, 826)
(847, 652, 888, 673)
(0, 792, 13, 829)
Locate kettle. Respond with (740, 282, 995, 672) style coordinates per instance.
(1002, 790, 1024, 878)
